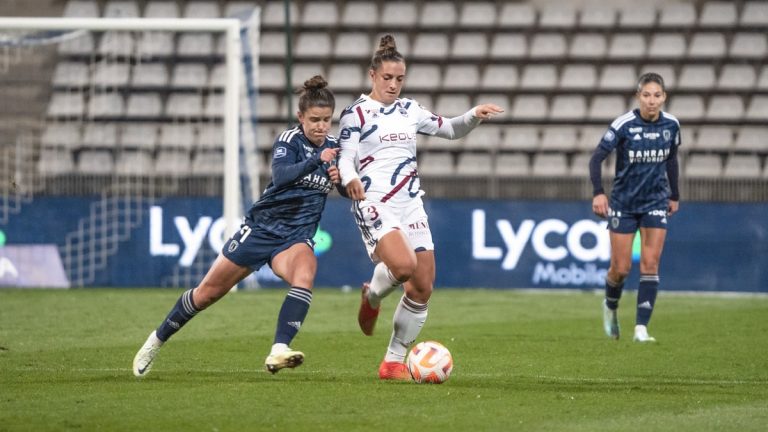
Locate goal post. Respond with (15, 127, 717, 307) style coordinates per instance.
(0, 16, 245, 239)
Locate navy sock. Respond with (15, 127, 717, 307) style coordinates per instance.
(636, 274, 659, 326)
(156, 289, 200, 342)
(605, 277, 624, 310)
(274, 287, 313, 346)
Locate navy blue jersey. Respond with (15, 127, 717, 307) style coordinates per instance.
(593, 109, 681, 213)
(247, 126, 339, 239)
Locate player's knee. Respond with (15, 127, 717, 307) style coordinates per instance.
(609, 267, 631, 283)
(389, 261, 417, 283)
(640, 259, 659, 274)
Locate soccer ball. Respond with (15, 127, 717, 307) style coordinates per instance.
(406, 340, 453, 384)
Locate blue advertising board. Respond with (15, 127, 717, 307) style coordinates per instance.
(1, 197, 766, 292)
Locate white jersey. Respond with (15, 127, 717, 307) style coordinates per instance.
(338, 94, 444, 207)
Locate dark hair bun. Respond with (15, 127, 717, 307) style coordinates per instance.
(304, 75, 328, 91)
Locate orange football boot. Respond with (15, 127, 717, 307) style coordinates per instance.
(358, 282, 380, 336)
(378, 361, 411, 381)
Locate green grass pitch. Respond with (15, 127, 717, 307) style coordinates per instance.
(1, 288, 767, 431)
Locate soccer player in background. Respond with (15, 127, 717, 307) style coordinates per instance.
(589, 72, 681, 343)
(338, 35, 503, 380)
(133, 75, 341, 376)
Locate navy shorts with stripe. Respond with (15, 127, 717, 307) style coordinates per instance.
(222, 221, 315, 270)
(608, 208, 668, 234)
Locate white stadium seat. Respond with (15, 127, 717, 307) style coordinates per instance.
(718, 65, 757, 90)
(694, 126, 733, 151)
(520, 65, 558, 89)
(569, 33, 607, 59)
(77, 150, 114, 174)
(64, 0, 99, 17)
(539, 5, 577, 28)
(723, 155, 762, 178)
(677, 65, 716, 90)
(341, 2, 378, 27)
(451, 33, 488, 58)
(501, 126, 539, 152)
(741, 1, 768, 25)
(458, 2, 496, 27)
(532, 154, 568, 177)
(295, 32, 332, 57)
(120, 123, 158, 150)
(442, 65, 480, 90)
(688, 33, 727, 59)
(87, 93, 125, 117)
(528, 33, 567, 59)
(746, 96, 768, 120)
(489, 34, 527, 59)
(132, 63, 169, 87)
(456, 153, 493, 176)
(498, 3, 536, 27)
(301, 2, 338, 27)
(481, 65, 518, 89)
(686, 154, 722, 178)
(705, 96, 744, 121)
(579, 6, 616, 28)
(618, 4, 656, 27)
(658, 3, 696, 27)
(420, 2, 457, 27)
(418, 153, 455, 176)
(165, 93, 204, 118)
(183, 1, 220, 18)
(82, 123, 118, 148)
(116, 150, 154, 175)
(511, 96, 548, 121)
(699, 1, 737, 27)
(729, 33, 768, 58)
(412, 33, 450, 60)
(126, 93, 163, 117)
(495, 153, 530, 177)
(648, 33, 686, 59)
(144, 1, 179, 18)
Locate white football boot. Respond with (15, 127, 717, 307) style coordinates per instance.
(265, 343, 304, 374)
(633, 325, 657, 343)
(133, 330, 164, 377)
(602, 300, 620, 340)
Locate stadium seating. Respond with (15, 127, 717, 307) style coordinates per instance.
(41, 0, 768, 188)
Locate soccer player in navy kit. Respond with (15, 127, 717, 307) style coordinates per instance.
(133, 75, 341, 376)
(590, 72, 680, 343)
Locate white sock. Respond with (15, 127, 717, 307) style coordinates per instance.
(368, 262, 402, 308)
(270, 343, 288, 355)
(384, 295, 428, 363)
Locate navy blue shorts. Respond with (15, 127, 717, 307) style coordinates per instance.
(222, 222, 315, 270)
(608, 208, 668, 233)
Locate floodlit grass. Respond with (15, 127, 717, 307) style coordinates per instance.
(1, 288, 767, 431)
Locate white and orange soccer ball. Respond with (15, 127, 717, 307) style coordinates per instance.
(406, 340, 453, 384)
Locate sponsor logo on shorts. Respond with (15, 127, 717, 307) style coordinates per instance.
(373, 219, 383, 230)
(228, 240, 239, 252)
(611, 217, 620, 229)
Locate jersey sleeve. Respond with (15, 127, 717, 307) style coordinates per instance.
(413, 101, 444, 136)
(270, 135, 321, 189)
(337, 105, 362, 186)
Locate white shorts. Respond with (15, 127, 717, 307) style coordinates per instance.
(350, 197, 434, 263)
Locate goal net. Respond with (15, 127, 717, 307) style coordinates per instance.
(0, 13, 262, 287)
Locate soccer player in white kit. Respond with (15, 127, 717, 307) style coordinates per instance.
(338, 35, 503, 380)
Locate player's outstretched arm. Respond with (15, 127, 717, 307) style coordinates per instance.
(472, 103, 504, 120)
